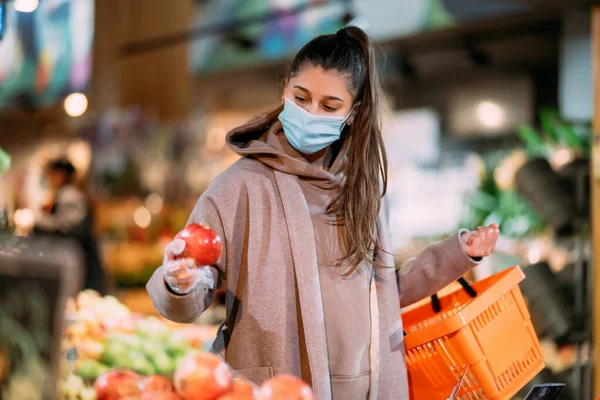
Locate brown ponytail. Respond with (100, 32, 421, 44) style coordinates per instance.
(287, 26, 389, 274)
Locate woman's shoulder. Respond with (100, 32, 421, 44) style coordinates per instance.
(205, 157, 274, 198)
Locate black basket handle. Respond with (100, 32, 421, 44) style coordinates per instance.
(431, 277, 477, 313)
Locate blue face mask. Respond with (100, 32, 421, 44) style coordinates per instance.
(278, 97, 354, 155)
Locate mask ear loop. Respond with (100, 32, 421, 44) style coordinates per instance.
(340, 103, 357, 133)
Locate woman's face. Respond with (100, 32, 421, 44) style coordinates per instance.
(284, 66, 356, 118)
(45, 169, 67, 190)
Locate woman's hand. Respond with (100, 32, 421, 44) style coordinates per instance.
(461, 223, 499, 258)
(162, 238, 215, 295)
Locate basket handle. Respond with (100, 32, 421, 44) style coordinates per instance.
(431, 277, 477, 313)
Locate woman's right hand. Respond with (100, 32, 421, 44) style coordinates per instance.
(162, 238, 215, 295)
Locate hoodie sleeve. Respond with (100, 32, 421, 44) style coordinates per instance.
(397, 230, 481, 308)
(146, 194, 227, 324)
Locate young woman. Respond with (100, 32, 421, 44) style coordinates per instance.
(35, 159, 107, 294)
(148, 26, 498, 400)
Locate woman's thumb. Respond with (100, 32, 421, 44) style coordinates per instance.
(164, 238, 186, 263)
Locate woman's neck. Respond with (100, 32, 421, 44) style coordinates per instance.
(301, 139, 344, 170)
(301, 147, 330, 168)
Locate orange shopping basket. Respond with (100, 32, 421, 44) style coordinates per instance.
(402, 266, 544, 400)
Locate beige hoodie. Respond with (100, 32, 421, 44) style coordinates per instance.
(231, 119, 372, 398)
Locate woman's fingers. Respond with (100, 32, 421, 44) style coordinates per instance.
(465, 224, 500, 257)
(475, 225, 500, 256)
(164, 258, 202, 294)
(165, 259, 196, 284)
(164, 238, 187, 263)
(477, 229, 488, 256)
(470, 236, 481, 254)
(485, 228, 493, 255)
(165, 258, 196, 275)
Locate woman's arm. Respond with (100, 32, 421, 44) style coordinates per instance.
(146, 195, 227, 324)
(376, 197, 488, 308)
(397, 231, 480, 308)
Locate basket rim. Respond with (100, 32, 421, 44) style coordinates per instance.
(403, 266, 525, 350)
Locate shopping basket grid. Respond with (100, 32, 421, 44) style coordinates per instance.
(402, 267, 544, 400)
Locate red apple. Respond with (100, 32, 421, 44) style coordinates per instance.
(174, 223, 222, 266)
(94, 368, 142, 400)
(258, 375, 314, 400)
(174, 353, 231, 400)
(141, 393, 183, 400)
(143, 375, 174, 393)
(218, 379, 259, 400)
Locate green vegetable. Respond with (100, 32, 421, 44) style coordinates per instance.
(100, 340, 129, 367)
(141, 340, 163, 359)
(135, 318, 169, 341)
(125, 350, 155, 376)
(75, 359, 109, 380)
(108, 333, 142, 350)
(166, 341, 190, 359)
(152, 350, 176, 376)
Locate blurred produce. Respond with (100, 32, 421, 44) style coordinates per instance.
(218, 379, 259, 400)
(258, 375, 314, 400)
(173, 353, 231, 400)
(94, 369, 142, 400)
(59, 290, 217, 399)
(58, 290, 316, 399)
(461, 150, 545, 239)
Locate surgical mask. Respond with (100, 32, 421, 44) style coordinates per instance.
(278, 97, 354, 154)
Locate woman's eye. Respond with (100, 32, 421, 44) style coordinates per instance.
(323, 106, 337, 112)
(295, 96, 307, 103)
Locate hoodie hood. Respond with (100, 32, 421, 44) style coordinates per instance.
(226, 107, 348, 188)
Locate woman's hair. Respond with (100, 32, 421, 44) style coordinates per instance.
(46, 159, 77, 181)
(287, 26, 388, 274)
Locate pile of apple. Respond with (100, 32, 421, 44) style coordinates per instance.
(63, 290, 215, 381)
(95, 353, 314, 400)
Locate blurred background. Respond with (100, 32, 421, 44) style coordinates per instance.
(0, 0, 598, 399)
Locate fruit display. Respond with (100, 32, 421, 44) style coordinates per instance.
(63, 290, 215, 377)
(59, 290, 217, 399)
(174, 223, 223, 266)
(59, 349, 315, 400)
(82, 357, 314, 400)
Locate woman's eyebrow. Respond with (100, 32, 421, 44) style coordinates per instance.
(293, 85, 311, 95)
(293, 85, 345, 103)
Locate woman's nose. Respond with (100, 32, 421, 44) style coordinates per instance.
(306, 102, 320, 115)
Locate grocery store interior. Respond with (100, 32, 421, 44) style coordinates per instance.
(0, 0, 599, 399)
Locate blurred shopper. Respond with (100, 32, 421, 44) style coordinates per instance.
(148, 27, 498, 399)
(35, 158, 107, 294)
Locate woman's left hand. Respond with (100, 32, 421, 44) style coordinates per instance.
(461, 223, 499, 258)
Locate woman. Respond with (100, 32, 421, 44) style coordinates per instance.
(35, 159, 107, 294)
(147, 27, 498, 399)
